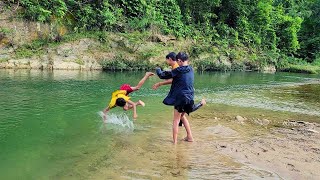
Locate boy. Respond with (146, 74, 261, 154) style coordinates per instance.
(156, 52, 204, 144)
(103, 72, 154, 121)
(154, 52, 206, 126)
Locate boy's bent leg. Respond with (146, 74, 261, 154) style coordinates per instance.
(190, 99, 206, 113)
(131, 72, 154, 91)
(179, 99, 206, 126)
(181, 114, 193, 142)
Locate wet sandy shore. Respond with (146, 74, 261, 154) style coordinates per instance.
(86, 104, 320, 180)
(191, 105, 320, 179)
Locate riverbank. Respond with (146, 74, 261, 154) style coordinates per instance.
(0, 30, 259, 72)
(1, 32, 319, 74)
(219, 123, 320, 180)
(280, 64, 320, 74)
(1, 2, 319, 73)
(189, 104, 320, 179)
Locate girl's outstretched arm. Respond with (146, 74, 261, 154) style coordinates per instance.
(156, 68, 173, 79)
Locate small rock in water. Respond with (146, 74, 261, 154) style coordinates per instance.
(297, 121, 306, 124)
(262, 149, 268, 152)
(235, 115, 246, 124)
(262, 119, 270, 125)
(283, 120, 305, 127)
(254, 118, 270, 126)
(306, 129, 319, 134)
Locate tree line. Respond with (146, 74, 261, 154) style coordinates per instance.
(4, 0, 320, 65)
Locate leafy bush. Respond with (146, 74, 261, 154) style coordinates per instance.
(19, 0, 67, 22)
(100, 54, 156, 71)
(193, 57, 233, 72)
(312, 55, 320, 66)
(281, 65, 320, 74)
(14, 38, 49, 58)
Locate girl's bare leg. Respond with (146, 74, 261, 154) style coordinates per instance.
(181, 114, 194, 142)
(173, 109, 182, 144)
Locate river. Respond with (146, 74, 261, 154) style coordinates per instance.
(0, 69, 319, 179)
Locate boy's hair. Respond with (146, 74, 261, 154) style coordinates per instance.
(116, 98, 126, 107)
(166, 52, 176, 61)
(176, 52, 189, 62)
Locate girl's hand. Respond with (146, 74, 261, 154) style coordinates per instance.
(152, 83, 160, 90)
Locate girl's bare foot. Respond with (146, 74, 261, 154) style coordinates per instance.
(183, 136, 194, 142)
(138, 100, 145, 107)
(201, 99, 206, 106)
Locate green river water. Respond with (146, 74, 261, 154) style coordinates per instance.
(0, 69, 319, 179)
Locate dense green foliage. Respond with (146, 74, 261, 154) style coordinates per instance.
(3, 0, 320, 68)
(297, 0, 320, 63)
(100, 54, 159, 71)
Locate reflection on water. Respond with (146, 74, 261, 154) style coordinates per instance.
(0, 69, 319, 179)
(196, 73, 320, 116)
(203, 83, 320, 116)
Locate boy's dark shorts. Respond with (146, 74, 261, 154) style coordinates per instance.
(174, 103, 194, 115)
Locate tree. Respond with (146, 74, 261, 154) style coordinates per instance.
(297, 0, 320, 62)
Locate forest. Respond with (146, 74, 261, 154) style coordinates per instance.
(2, 0, 320, 72)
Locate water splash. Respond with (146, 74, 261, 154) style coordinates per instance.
(97, 111, 134, 132)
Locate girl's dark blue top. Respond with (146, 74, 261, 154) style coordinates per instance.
(156, 65, 194, 106)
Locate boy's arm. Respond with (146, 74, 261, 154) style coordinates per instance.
(156, 68, 173, 79)
(127, 100, 138, 119)
(152, 78, 173, 90)
(103, 96, 117, 119)
(103, 106, 110, 114)
(102, 106, 110, 122)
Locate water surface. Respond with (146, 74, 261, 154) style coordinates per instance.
(0, 69, 319, 179)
